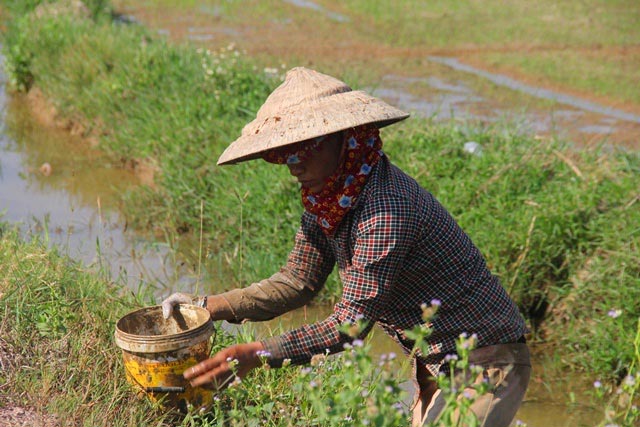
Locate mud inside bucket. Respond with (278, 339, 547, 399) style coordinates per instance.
(114, 304, 215, 411)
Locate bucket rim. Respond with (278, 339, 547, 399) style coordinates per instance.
(115, 304, 214, 343)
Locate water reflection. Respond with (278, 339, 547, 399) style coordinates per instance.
(0, 84, 194, 292)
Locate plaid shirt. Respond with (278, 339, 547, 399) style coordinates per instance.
(262, 155, 527, 375)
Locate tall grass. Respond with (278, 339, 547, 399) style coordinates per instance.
(1, 0, 639, 394)
(0, 227, 166, 426)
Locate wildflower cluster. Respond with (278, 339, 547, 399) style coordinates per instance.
(298, 320, 409, 426)
(420, 332, 489, 427)
(594, 319, 640, 427)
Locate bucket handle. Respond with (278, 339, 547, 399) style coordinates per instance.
(145, 386, 185, 393)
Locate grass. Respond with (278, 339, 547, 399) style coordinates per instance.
(1, 226, 637, 426)
(120, 0, 640, 106)
(0, 226, 166, 426)
(0, 1, 639, 424)
(0, 226, 463, 426)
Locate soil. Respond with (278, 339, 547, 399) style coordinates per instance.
(0, 408, 59, 427)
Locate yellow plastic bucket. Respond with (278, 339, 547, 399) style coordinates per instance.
(114, 304, 215, 412)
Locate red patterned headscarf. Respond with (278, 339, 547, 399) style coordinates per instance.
(263, 125, 383, 235)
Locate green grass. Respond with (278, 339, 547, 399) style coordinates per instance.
(0, 227, 436, 426)
(0, 227, 165, 426)
(482, 50, 640, 106)
(122, 0, 640, 107)
(1, 0, 639, 399)
(0, 226, 636, 426)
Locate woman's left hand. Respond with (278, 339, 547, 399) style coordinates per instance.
(184, 342, 266, 390)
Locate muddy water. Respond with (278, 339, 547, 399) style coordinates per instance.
(0, 65, 195, 291)
(0, 3, 614, 424)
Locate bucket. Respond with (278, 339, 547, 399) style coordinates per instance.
(114, 304, 215, 411)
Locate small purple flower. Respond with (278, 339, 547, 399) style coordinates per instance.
(353, 339, 364, 347)
(256, 350, 272, 358)
(593, 380, 602, 388)
(624, 375, 636, 387)
(608, 309, 622, 318)
(444, 354, 458, 362)
(430, 298, 441, 307)
(309, 380, 318, 388)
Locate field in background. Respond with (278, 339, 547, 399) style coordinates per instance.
(119, 0, 640, 109)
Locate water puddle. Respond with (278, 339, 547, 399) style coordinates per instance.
(428, 56, 640, 125)
(0, 65, 196, 292)
(282, 0, 349, 23)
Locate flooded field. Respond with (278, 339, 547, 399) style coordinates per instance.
(114, 0, 640, 150)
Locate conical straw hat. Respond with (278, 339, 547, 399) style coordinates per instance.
(217, 67, 410, 165)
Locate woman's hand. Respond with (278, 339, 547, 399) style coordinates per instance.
(161, 292, 201, 319)
(161, 293, 235, 321)
(184, 342, 266, 390)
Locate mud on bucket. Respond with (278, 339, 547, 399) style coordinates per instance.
(114, 304, 215, 412)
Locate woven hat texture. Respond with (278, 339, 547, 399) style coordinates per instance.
(217, 67, 409, 165)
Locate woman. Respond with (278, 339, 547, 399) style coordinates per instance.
(162, 67, 530, 426)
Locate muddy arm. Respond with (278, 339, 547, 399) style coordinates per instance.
(211, 271, 320, 323)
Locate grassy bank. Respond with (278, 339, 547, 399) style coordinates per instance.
(0, 227, 412, 426)
(0, 0, 639, 414)
(122, 0, 640, 108)
(0, 227, 163, 425)
(0, 226, 638, 426)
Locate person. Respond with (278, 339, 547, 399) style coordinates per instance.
(162, 67, 531, 426)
